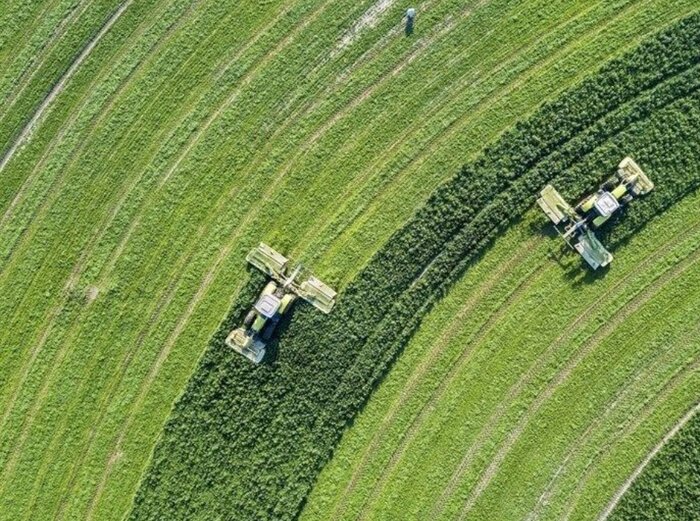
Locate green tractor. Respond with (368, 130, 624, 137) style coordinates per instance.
(226, 243, 337, 363)
(537, 157, 654, 269)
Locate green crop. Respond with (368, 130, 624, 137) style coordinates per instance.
(1, 1, 697, 519)
(608, 413, 700, 521)
(130, 14, 700, 520)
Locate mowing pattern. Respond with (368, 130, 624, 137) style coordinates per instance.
(133, 16, 700, 520)
(607, 408, 700, 521)
(0, 1, 697, 520)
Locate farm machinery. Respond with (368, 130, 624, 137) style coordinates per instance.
(537, 157, 654, 269)
(226, 243, 337, 363)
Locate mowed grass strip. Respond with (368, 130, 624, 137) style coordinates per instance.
(0, 1, 696, 520)
(135, 15, 700, 521)
(301, 99, 700, 521)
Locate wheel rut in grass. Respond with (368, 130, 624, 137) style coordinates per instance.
(129, 17, 700, 520)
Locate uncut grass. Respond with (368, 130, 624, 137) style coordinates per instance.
(302, 90, 700, 520)
(392, 141, 700, 521)
(299, 223, 539, 519)
(141, 29, 700, 518)
(0, 0, 696, 516)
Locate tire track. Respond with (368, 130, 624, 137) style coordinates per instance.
(1, 0, 336, 513)
(355, 261, 547, 521)
(0, 0, 64, 104)
(323, 0, 664, 259)
(291, 0, 600, 260)
(597, 400, 700, 521)
(0, 0, 132, 174)
(46, 1, 382, 515)
(455, 235, 700, 521)
(329, 236, 537, 519)
(0, 0, 180, 439)
(562, 352, 700, 521)
(301, 0, 636, 265)
(431, 212, 700, 520)
(0, 0, 207, 453)
(528, 293, 700, 521)
(0, 0, 94, 121)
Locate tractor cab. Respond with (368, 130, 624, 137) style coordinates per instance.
(226, 244, 337, 363)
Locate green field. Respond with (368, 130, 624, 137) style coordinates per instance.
(303, 197, 700, 520)
(0, 1, 698, 520)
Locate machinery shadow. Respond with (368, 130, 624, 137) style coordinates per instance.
(528, 218, 610, 286)
(261, 303, 298, 365)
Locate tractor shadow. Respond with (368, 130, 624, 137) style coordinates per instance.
(528, 219, 610, 286)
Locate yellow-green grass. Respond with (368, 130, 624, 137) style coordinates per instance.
(301, 185, 700, 521)
(0, 0, 695, 519)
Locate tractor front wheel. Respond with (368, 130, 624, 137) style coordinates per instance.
(244, 310, 256, 327)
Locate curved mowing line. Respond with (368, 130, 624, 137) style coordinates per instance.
(298, 0, 617, 262)
(45, 1, 380, 513)
(0, 0, 94, 121)
(305, 0, 647, 269)
(0, 0, 192, 442)
(0, 0, 292, 426)
(561, 350, 700, 521)
(65, 9, 480, 501)
(0, 0, 210, 451)
(0, 0, 220, 272)
(342, 60, 696, 509)
(354, 262, 547, 521)
(0, 0, 330, 504)
(528, 299, 700, 520)
(332, 0, 668, 252)
(0, 0, 65, 103)
(0, 1, 132, 174)
(597, 404, 700, 520)
(24, 7, 298, 511)
(455, 240, 700, 521)
(327, 236, 539, 518)
(0, 0, 153, 235)
(432, 213, 700, 520)
(95, 0, 343, 283)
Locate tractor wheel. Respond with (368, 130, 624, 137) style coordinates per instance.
(243, 310, 256, 327)
(621, 194, 634, 204)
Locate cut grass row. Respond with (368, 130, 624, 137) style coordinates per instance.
(303, 104, 700, 521)
(0, 1, 695, 520)
(606, 406, 700, 521)
(132, 15, 700, 520)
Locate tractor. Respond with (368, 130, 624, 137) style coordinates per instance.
(226, 243, 337, 363)
(537, 156, 654, 269)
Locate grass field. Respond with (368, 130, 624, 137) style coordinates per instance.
(302, 193, 700, 520)
(0, 1, 698, 520)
